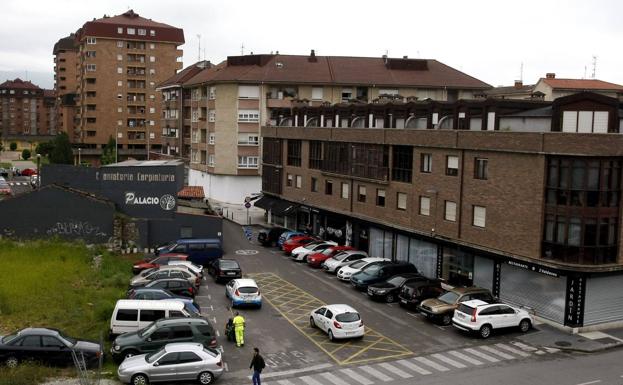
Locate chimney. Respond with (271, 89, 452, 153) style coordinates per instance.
(514, 80, 523, 89)
(403, 55, 408, 59)
(308, 49, 317, 62)
(546, 73, 556, 79)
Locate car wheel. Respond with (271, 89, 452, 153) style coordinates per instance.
(385, 293, 395, 303)
(132, 374, 149, 385)
(519, 319, 531, 333)
(328, 329, 335, 341)
(479, 324, 492, 339)
(198, 371, 214, 385)
(309, 317, 316, 328)
(5, 356, 18, 368)
(441, 313, 452, 326)
(124, 350, 139, 360)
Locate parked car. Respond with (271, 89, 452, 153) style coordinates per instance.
(0, 177, 12, 196)
(20, 168, 37, 177)
(335, 257, 385, 280)
(351, 262, 418, 291)
(0, 327, 102, 368)
(225, 279, 261, 308)
(126, 288, 200, 313)
(110, 300, 200, 338)
(144, 278, 198, 298)
(129, 266, 201, 290)
(207, 259, 242, 282)
(112, 318, 217, 363)
(452, 300, 533, 338)
(307, 246, 355, 268)
(0, 168, 8, 178)
(118, 342, 223, 385)
(323, 250, 370, 274)
(258, 226, 288, 247)
(398, 280, 445, 309)
(282, 235, 319, 254)
(291, 241, 338, 262)
(418, 286, 496, 326)
(156, 238, 223, 265)
(309, 304, 364, 341)
(367, 273, 431, 303)
(132, 255, 188, 275)
(277, 231, 305, 248)
(167, 260, 204, 278)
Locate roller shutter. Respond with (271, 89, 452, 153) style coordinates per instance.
(408, 238, 437, 279)
(473, 256, 493, 292)
(584, 275, 623, 326)
(500, 263, 566, 324)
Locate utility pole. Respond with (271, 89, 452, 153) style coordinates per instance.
(591, 55, 598, 79)
(196, 34, 201, 61)
(241, 43, 245, 56)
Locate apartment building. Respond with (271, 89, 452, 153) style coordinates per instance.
(0, 78, 56, 150)
(259, 91, 623, 329)
(53, 34, 79, 140)
(57, 10, 184, 164)
(159, 52, 491, 203)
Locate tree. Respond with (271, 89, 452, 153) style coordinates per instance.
(21, 149, 31, 160)
(101, 136, 117, 165)
(9, 142, 17, 151)
(35, 141, 55, 158)
(49, 132, 73, 164)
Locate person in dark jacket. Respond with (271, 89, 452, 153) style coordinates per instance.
(249, 347, 266, 385)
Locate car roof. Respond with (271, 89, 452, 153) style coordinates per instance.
(164, 342, 206, 353)
(460, 299, 490, 308)
(324, 304, 359, 314)
(115, 299, 185, 310)
(218, 259, 239, 264)
(18, 328, 60, 336)
(147, 277, 190, 284)
(341, 250, 368, 256)
(156, 317, 210, 326)
(449, 286, 490, 295)
(233, 278, 258, 287)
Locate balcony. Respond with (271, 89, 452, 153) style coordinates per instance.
(267, 97, 295, 108)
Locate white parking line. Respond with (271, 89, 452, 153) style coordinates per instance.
(339, 368, 374, 385)
(359, 365, 393, 382)
(378, 362, 412, 378)
(299, 375, 324, 385)
(223, 362, 228, 372)
(277, 380, 295, 385)
(495, 343, 530, 357)
(259, 364, 334, 379)
(480, 345, 515, 360)
(511, 341, 539, 352)
(395, 359, 431, 375)
(320, 372, 351, 385)
(216, 330, 220, 337)
(447, 350, 483, 365)
(431, 353, 467, 368)
(464, 348, 499, 362)
(576, 381, 601, 385)
(413, 356, 449, 372)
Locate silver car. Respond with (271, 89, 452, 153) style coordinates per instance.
(129, 266, 200, 289)
(118, 342, 223, 385)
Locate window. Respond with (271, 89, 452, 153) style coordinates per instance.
(150, 43, 155, 49)
(376, 189, 386, 207)
(286, 174, 293, 187)
(157, 353, 179, 366)
(473, 206, 486, 227)
(474, 158, 488, 180)
(325, 180, 333, 195)
(341, 182, 349, 199)
(238, 134, 259, 145)
(445, 201, 457, 222)
(238, 156, 259, 168)
(149, 69, 156, 75)
(238, 85, 260, 98)
(171, 325, 193, 339)
(311, 87, 323, 100)
(116, 309, 138, 321)
(287, 140, 302, 166)
(118, 107, 123, 112)
(311, 177, 318, 192)
(20, 336, 41, 347)
(296, 175, 302, 188)
(150, 30, 156, 36)
(238, 109, 260, 122)
(358, 185, 367, 202)
(419, 196, 431, 216)
(86, 51, 96, 57)
(379, 89, 399, 96)
(341, 88, 353, 102)
(208, 154, 214, 167)
(421, 153, 432, 173)
(209, 86, 216, 99)
(150, 56, 155, 63)
(209, 133, 215, 145)
(117, 67, 123, 74)
(392, 146, 413, 183)
(138, 28, 147, 36)
(42, 336, 64, 348)
(149, 107, 155, 113)
(309, 141, 323, 169)
(86, 64, 96, 72)
(140, 310, 166, 322)
(117, 80, 123, 86)
(562, 110, 609, 133)
(397, 193, 407, 210)
(127, 28, 135, 35)
(117, 27, 123, 34)
(208, 110, 215, 122)
(446, 155, 459, 176)
(117, 40, 124, 48)
(86, 37, 96, 44)
(178, 352, 202, 364)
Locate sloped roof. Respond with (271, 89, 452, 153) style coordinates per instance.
(484, 84, 535, 96)
(0, 78, 41, 90)
(91, 9, 176, 28)
(184, 54, 491, 89)
(158, 61, 211, 89)
(541, 78, 623, 91)
(504, 106, 553, 117)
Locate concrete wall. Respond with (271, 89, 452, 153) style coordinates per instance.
(188, 168, 260, 203)
(148, 212, 222, 247)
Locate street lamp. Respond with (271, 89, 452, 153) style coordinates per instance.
(78, 148, 81, 166)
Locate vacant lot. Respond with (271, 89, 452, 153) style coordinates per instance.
(0, 239, 133, 385)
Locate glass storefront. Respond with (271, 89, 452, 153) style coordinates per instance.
(442, 246, 474, 286)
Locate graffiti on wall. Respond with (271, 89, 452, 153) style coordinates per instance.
(46, 221, 108, 237)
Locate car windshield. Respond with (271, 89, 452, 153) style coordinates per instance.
(333, 252, 349, 261)
(386, 276, 407, 286)
(362, 264, 382, 274)
(321, 248, 335, 256)
(146, 348, 166, 363)
(203, 347, 219, 357)
(238, 286, 258, 294)
(335, 312, 360, 322)
(220, 260, 239, 269)
(304, 242, 321, 250)
(438, 291, 460, 304)
(348, 260, 366, 269)
(185, 303, 201, 316)
(140, 268, 156, 277)
(138, 322, 158, 338)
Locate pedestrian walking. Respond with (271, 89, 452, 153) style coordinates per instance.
(233, 311, 245, 347)
(249, 347, 265, 385)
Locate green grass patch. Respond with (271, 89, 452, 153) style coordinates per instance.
(0, 162, 11, 169)
(0, 239, 136, 384)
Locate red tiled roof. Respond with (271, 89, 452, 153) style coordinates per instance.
(158, 61, 211, 88)
(184, 55, 491, 89)
(541, 78, 623, 91)
(178, 186, 205, 199)
(0, 78, 41, 90)
(43, 89, 55, 98)
(92, 10, 176, 28)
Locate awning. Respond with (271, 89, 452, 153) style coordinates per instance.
(254, 195, 298, 216)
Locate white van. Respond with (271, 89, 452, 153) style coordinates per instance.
(109, 299, 198, 338)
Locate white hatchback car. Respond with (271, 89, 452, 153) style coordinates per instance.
(336, 257, 387, 281)
(452, 300, 533, 339)
(322, 251, 369, 274)
(225, 278, 262, 308)
(291, 241, 338, 262)
(309, 304, 364, 341)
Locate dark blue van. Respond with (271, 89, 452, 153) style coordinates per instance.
(156, 238, 223, 265)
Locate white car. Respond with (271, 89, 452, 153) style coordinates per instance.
(309, 304, 364, 341)
(291, 241, 338, 262)
(225, 278, 262, 308)
(322, 251, 369, 274)
(336, 257, 387, 281)
(452, 300, 533, 339)
(167, 260, 204, 277)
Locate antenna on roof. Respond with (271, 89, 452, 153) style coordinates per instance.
(583, 65, 587, 79)
(520, 62, 523, 82)
(241, 43, 245, 56)
(591, 55, 597, 79)
(196, 34, 201, 61)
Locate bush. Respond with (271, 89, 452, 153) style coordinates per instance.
(9, 142, 17, 151)
(21, 149, 31, 160)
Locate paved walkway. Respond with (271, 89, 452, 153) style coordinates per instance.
(210, 198, 268, 226)
(518, 323, 623, 353)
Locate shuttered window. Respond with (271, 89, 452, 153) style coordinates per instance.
(397, 193, 407, 210)
(419, 196, 430, 216)
(311, 87, 323, 100)
(594, 111, 609, 133)
(473, 205, 486, 227)
(487, 112, 496, 131)
(445, 201, 457, 222)
(238, 85, 260, 98)
(578, 111, 593, 133)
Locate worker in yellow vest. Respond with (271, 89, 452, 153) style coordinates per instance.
(232, 311, 245, 347)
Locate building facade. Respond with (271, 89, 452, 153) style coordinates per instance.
(53, 34, 79, 144)
(55, 10, 184, 164)
(159, 52, 492, 203)
(259, 92, 623, 329)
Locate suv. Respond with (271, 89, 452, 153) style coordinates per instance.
(258, 227, 287, 247)
(452, 300, 533, 338)
(367, 273, 431, 303)
(418, 286, 495, 326)
(350, 262, 418, 291)
(111, 317, 216, 363)
(398, 280, 445, 309)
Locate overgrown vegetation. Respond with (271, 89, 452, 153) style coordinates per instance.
(0, 239, 134, 385)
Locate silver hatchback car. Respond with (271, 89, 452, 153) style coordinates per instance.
(117, 342, 223, 385)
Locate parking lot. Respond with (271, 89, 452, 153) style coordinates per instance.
(195, 221, 565, 385)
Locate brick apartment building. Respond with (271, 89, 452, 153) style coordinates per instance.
(53, 10, 184, 164)
(0, 78, 56, 150)
(53, 34, 79, 142)
(259, 91, 623, 329)
(158, 52, 492, 203)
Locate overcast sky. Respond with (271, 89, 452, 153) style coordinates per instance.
(1, 0, 621, 90)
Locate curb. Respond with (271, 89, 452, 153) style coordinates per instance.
(544, 340, 623, 353)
